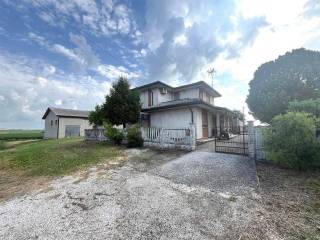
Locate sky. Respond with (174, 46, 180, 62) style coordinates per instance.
(0, 0, 319, 129)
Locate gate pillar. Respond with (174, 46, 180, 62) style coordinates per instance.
(247, 121, 255, 159)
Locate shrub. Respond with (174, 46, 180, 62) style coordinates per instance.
(263, 112, 320, 170)
(127, 126, 143, 148)
(105, 124, 124, 145)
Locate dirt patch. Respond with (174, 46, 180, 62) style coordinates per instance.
(0, 170, 52, 202)
(242, 162, 320, 240)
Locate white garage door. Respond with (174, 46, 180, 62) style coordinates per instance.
(65, 125, 80, 137)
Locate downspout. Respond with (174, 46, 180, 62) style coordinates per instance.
(57, 117, 60, 139)
(188, 107, 194, 124)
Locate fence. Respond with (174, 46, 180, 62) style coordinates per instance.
(84, 129, 108, 141)
(247, 122, 267, 161)
(141, 126, 196, 151)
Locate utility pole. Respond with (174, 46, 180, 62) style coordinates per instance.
(207, 67, 216, 87)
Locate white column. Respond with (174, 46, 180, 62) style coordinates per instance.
(216, 113, 220, 137)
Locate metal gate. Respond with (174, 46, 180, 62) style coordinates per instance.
(215, 131, 248, 156)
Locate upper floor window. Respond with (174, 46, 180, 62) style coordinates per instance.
(55, 120, 58, 125)
(174, 92, 180, 100)
(148, 90, 153, 106)
(50, 120, 53, 126)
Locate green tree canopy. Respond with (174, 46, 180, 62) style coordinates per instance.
(288, 98, 320, 118)
(89, 105, 104, 126)
(91, 76, 140, 127)
(246, 48, 320, 123)
(232, 110, 244, 121)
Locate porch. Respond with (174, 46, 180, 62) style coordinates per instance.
(200, 108, 242, 139)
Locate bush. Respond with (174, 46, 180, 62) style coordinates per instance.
(105, 124, 124, 145)
(263, 112, 320, 170)
(127, 126, 143, 148)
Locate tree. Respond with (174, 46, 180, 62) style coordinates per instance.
(246, 48, 320, 123)
(89, 105, 104, 126)
(232, 110, 244, 121)
(288, 98, 320, 118)
(263, 112, 320, 170)
(103, 76, 141, 127)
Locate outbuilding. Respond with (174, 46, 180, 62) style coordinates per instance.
(42, 107, 92, 139)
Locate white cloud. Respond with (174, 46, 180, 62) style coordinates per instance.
(213, 0, 320, 83)
(23, 0, 138, 37)
(0, 51, 111, 129)
(97, 64, 140, 80)
(29, 33, 100, 72)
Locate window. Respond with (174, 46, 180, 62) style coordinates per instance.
(55, 120, 58, 125)
(148, 90, 153, 106)
(50, 120, 53, 126)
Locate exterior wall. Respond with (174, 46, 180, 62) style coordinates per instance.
(44, 111, 58, 139)
(140, 90, 149, 108)
(140, 88, 173, 108)
(178, 88, 199, 99)
(58, 117, 92, 138)
(157, 89, 173, 103)
(149, 107, 203, 139)
(150, 108, 192, 129)
(192, 107, 203, 139)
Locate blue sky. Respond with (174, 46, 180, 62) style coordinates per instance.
(0, 0, 319, 129)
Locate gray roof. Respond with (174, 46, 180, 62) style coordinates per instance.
(132, 80, 221, 97)
(42, 107, 90, 119)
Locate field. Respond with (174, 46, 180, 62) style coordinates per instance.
(0, 129, 43, 140)
(0, 138, 123, 176)
(0, 138, 125, 201)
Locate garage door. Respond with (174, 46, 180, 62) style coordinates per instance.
(65, 125, 80, 137)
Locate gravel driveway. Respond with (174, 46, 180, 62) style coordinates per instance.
(0, 147, 259, 240)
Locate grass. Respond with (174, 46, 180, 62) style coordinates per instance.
(0, 138, 123, 176)
(0, 129, 43, 140)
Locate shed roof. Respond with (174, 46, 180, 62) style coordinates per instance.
(42, 107, 90, 119)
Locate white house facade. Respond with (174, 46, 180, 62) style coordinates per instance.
(134, 81, 242, 140)
(42, 107, 92, 139)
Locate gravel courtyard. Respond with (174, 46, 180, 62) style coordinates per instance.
(0, 147, 260, 240)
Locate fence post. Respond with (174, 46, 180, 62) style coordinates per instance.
(159, 128, 164, 148)
(247, 121, 255, 159)
(189, 124, 196, 150)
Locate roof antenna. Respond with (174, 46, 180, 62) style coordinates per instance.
(207, 67, 216, 88)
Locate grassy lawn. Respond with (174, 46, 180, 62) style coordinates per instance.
(0, 138, 123, 176)
(0, 129, 43, 140)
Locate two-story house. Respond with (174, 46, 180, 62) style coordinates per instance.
(133, 81, 241, 139)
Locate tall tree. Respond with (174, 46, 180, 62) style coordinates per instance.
(89, 105, 104, 126)
(246, 48, 320, 123)
(103, 76, 141, 127)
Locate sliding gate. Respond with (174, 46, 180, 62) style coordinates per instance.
(214, 131, 249, 156)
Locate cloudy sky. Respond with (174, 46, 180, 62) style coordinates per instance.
(0, 0, 319, 129)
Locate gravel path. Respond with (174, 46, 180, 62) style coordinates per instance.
(0, 148, 259, 240)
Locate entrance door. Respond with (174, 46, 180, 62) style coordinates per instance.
(202, 110, 209, 138)
(65, 125, 80, 137)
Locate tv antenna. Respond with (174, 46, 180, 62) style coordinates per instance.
(207, 67, 216, 87)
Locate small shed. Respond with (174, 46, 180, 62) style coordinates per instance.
(42, 107, 92, 139)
